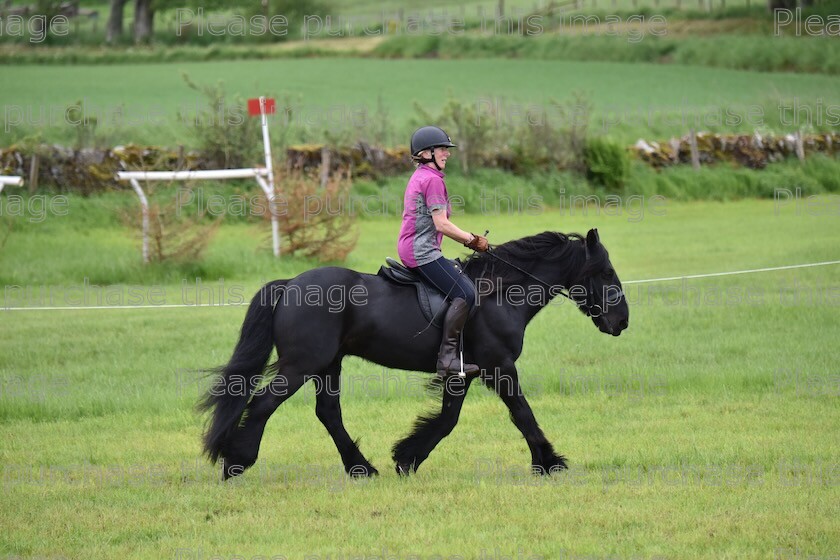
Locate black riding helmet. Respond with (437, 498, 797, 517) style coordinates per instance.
(410, 126, 456, 171)
(410, 126, 457, 155)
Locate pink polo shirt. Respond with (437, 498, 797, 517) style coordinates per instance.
(397, 165, 450, 268)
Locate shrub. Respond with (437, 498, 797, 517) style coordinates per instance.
(121, 186, 222, 263)
(584, 138, 630, 191)
(262, 169, 358, 262)
(180, 74, 260, 169)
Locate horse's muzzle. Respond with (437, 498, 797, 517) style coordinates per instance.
(598, 317, 628, 336)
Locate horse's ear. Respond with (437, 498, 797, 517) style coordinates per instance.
(586, 228, 600, 247)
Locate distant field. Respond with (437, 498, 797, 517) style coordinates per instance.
(3, 58, 839, 147)
(1, 196, 838, 558)
(1, 0, 768, 40)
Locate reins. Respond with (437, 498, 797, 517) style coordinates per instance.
(412, 234, 609, 339)
(477, 246, 577, 303)
(468, 236, 621, 316)
(466, 230, 591, 306)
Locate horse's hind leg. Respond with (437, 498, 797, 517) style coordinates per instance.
(221, 365, 307, 480)
(391, 376, 475, 475)
(313, 359, 378, 477)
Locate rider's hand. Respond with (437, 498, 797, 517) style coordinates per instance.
(465, 233, 489, 252)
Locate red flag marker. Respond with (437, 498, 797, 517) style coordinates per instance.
(248, 98, 276, 116)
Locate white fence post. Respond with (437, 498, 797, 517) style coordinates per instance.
(116, 168, 275, 264)
(258, 96, 280, 257)
(128, 178, 150, 264)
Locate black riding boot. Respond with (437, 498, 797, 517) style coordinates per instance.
(436, 297, 480, 378)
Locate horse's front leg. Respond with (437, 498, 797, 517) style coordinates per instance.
(391, 375, 475, 475)
(483, 364, 567, 474)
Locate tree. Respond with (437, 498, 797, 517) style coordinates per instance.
(127, 0, 334, 45)
(768, 0, 796, 11)
(106, 0, 127, 44)
(131, 0, 239, 44)
(133, 0, 154, 44)
(31, 0, 62, 40)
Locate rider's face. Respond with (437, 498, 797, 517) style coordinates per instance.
(428, 146, 450, 169)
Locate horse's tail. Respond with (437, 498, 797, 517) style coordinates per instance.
(198, 279, 287, 464)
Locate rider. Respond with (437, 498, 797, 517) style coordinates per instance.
(398, 126, 490, 378)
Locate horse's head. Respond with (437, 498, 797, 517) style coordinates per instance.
(571, 229, 629, 337)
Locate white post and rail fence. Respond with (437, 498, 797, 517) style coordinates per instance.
(0, 175, 24, 194)
(115, 96, 280, 264)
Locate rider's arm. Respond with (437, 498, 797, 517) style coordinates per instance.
(431, 208, 474, 245)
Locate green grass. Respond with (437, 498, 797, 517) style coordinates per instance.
(3, 57, 840, 148)
(0, 0, 776, 49)
(3, 32, 840, 76)
(3, 156, 840, 286)
(373, 33, 840, 75)
(1, 195, 839, 558)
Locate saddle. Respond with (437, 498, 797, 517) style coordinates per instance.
(377, 257, 450, 328)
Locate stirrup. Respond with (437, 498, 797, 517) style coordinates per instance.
(456, 351, 468, 378)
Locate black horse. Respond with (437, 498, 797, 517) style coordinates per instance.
(200, 229, 629, 479)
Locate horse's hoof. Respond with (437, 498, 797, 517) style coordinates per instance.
(550, 455, 569, 472)
(395, 462, 414, 477)
(222, 460, 248, 480)
(532, 456, 568, 476)
(348, 464, 379, 478)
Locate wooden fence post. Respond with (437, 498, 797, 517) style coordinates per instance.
(794, 131, 805, 162)
(320, 147, 331, 188)
(29, 154, 39, 193)
(688, 129, 701, 170)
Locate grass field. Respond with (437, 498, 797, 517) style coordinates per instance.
(1, 194, 838, 559)
(3, 3, 839, 557)
(3, 57, 840, 148)
(0, 0, 774, 47)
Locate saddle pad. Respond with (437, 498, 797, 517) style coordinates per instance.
(377, 258, 449, 328)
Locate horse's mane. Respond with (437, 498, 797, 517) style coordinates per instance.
(462, 231, 604, 286)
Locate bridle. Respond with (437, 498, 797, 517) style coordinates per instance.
(470, 243, 624, 317)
